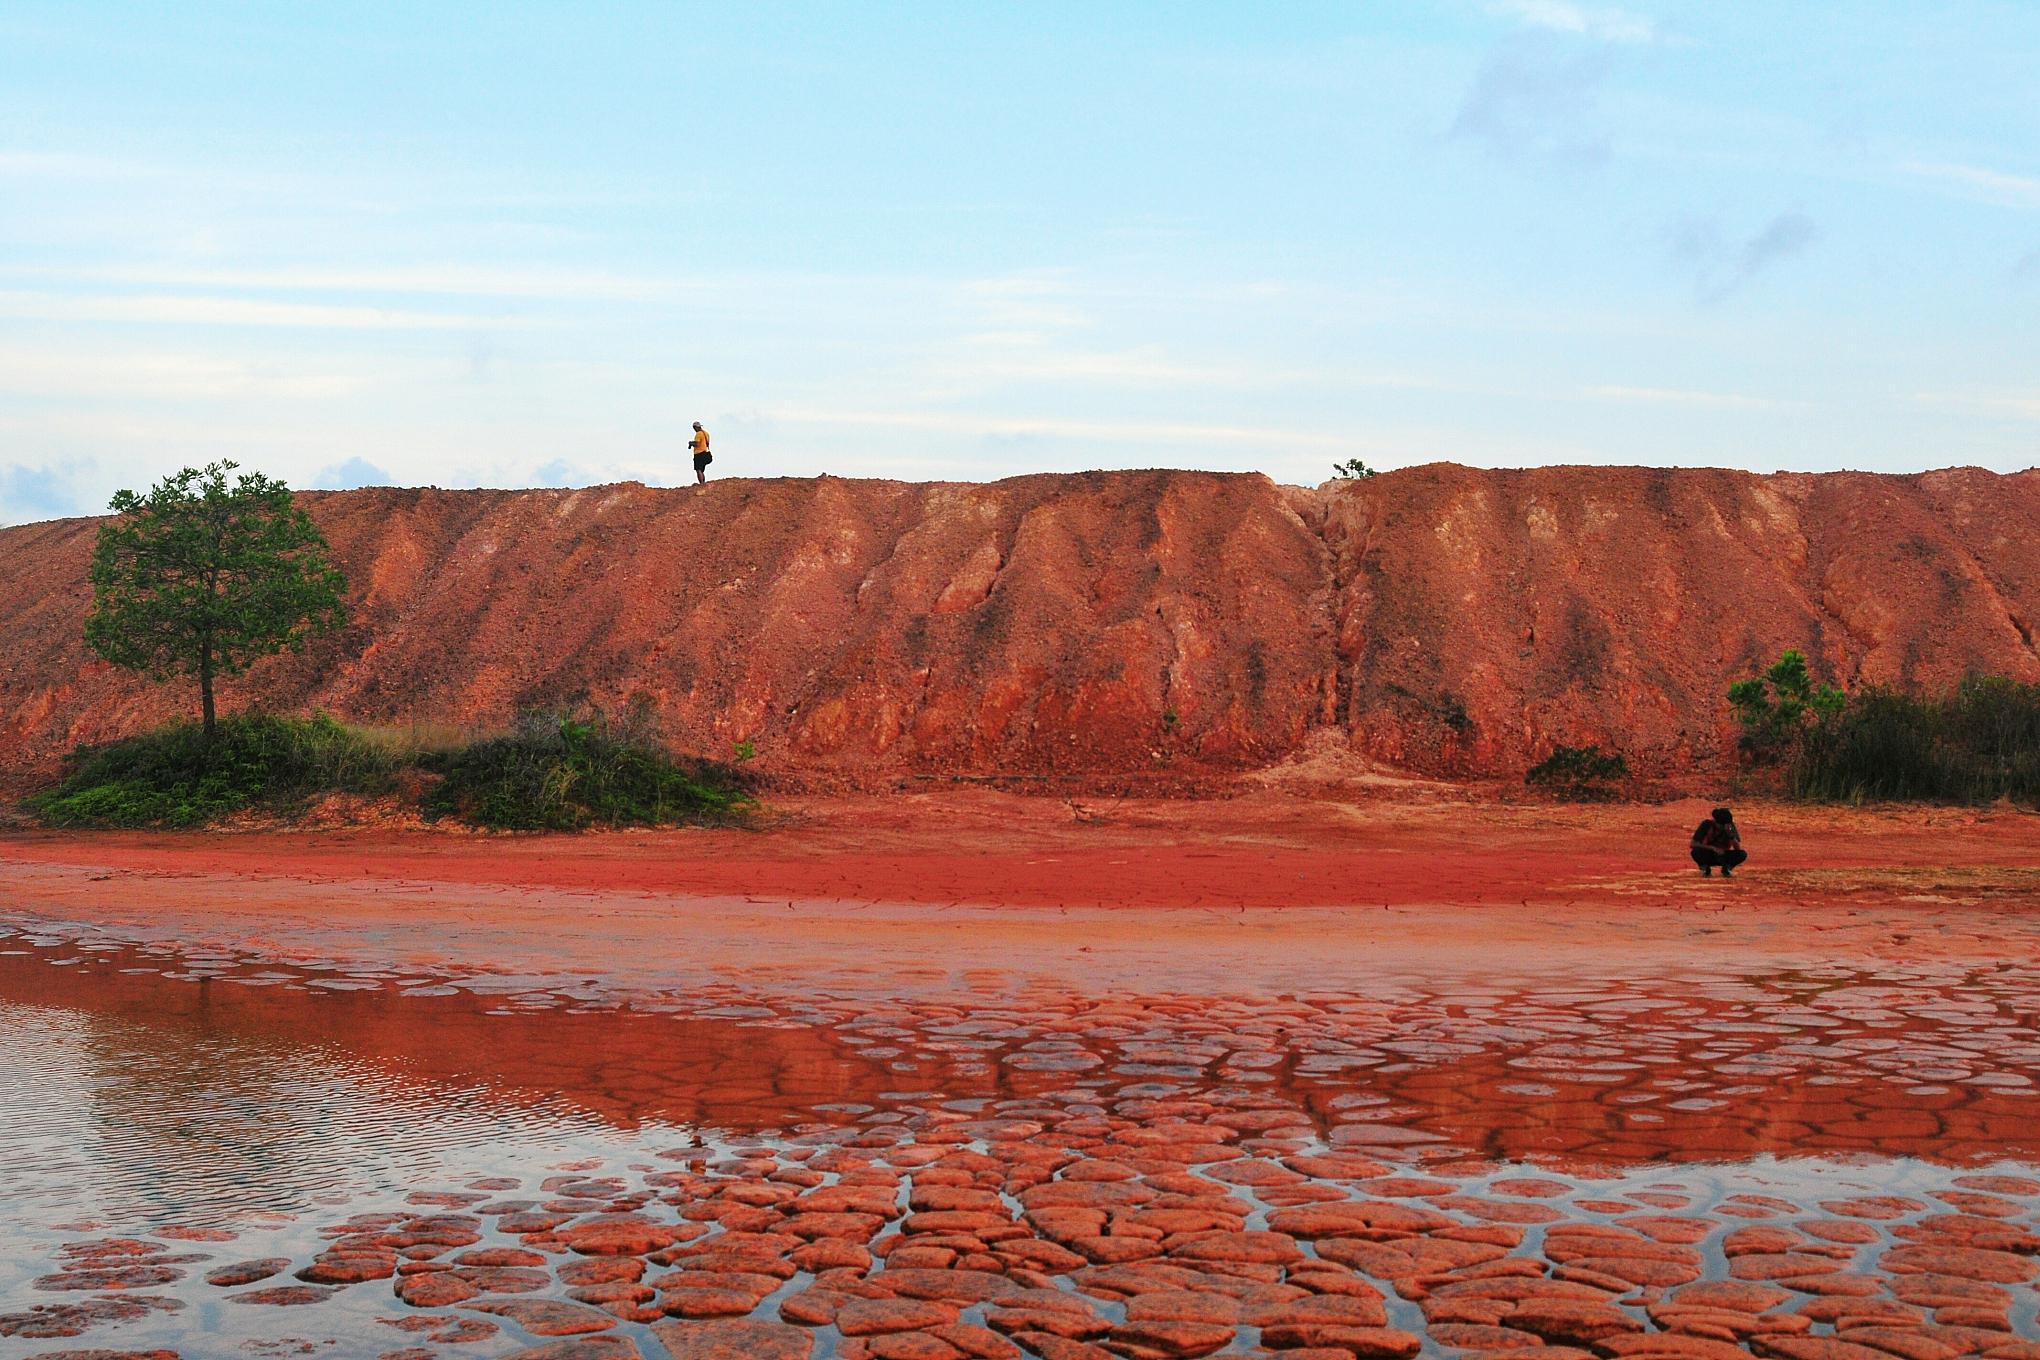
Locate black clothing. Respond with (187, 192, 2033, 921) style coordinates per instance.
(1692, 846, 1747, 873)
(693, 451, 712, 471)
(1691, 814, 1744, 875)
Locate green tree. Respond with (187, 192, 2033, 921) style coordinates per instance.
(1331, 458, 1379, 479)
(1728, 648, 1845, 761)
(86, 462, 346, 741)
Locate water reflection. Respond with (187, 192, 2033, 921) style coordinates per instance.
(4, 929, 2040, 1358)
(0, 940, 920, 1233)
(2, 931, 2038, 1241)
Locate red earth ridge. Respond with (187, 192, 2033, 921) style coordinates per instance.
(2, 463, 2037, 786)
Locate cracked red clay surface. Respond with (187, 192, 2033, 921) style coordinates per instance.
(4, 791, 2039, 1360)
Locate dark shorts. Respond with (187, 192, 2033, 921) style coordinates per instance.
(1692, 846, 1747, 870)
(693, 451, 712, 470)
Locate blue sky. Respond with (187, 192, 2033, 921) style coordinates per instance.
(2, 1, 2037, 524)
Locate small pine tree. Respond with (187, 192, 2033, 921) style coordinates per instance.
(1728, 648, 1845, 762)
(86, 462, 347, 741)
(1331, 458, 1379, 479)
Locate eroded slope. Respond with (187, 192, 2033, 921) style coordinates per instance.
(3, 465, 2036, 783)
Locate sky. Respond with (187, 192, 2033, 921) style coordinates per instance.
(2, 1, 2038, 524)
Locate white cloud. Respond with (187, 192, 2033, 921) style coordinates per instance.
(0, 290, 508, 330)
(1582, 385, 1796, 410)
(921, 338, 1470, 396)
(930, 344, 1311, 389)
(0, 149, 156, 180)
(311, 457, 394, 490)
(1900, 160, 2040, 211)
(1, 263, 692, 301)
(0, 345, 383, 399)
(1485, 0, 1660, 45)
(1913, 390, 2040, 421)
(766, 406, 1357, 452)
(956, 272, 1095, 335)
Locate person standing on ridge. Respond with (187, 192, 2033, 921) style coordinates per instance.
(1690, 806, 1747, 877)
(689, 422, 712, 485)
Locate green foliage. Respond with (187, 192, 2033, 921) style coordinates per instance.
(29, 706, 754, 832)
(87, 461, 346, 738)
(422, 707, 750, 831)
(1729, 649, 1845, 761)
(1524, 743, 1629, 799)
(1730, 650, 2040, 804)
(1789, 676, 2040, 805)
(732, 739, 757, 763)
(1331, 458, 1379, 480)
(28, 713, 398, 828)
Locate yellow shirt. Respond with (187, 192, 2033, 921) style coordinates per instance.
(690, 429, 710, 453)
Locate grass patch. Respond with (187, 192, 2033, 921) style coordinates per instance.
(420, 709, 751, 831)
(28, 712, 399, 828)
(28, 707, 753, 831)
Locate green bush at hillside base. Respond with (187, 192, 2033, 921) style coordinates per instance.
(1788, 676, 2040, 805)
(1524, 743, 1628, 800)
(420, 709, 750, 831)
(28, 712, 398, 828)
(29, 708, 752, 831)
(1730, 650, 2040, 806)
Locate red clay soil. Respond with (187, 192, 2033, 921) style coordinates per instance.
(2, 789, 2035, 907)
(5, 465, 2040, 787)
(3, 793, 2037, 996)
(6, 794, 2040, 1360)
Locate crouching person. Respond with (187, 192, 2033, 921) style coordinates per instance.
(1691, 806, 1747, 877)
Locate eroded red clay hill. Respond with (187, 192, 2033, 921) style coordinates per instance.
(3, 465, 2038, 785)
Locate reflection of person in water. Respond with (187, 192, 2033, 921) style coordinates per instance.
(1690, 806, 1747, 877)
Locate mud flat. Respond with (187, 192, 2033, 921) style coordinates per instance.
(2, 792, 2038, 1359)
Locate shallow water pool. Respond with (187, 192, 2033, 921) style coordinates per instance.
(3, 926, 2036, 1359)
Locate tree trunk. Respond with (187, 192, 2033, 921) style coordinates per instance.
(199, 647, 216, 744)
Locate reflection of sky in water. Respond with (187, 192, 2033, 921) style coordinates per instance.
(4, 931, 2040, 1358)
(0, 999, 700, 1231)
(0, 990, 725, 1357)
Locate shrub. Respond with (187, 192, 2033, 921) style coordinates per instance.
(1730, 650, 2040, 805)
(28, 706, 754, 832)
(1331, 458, 1379, 480)
(1728, 649, 1845, 762)
(420, 707, 750, 831)
(1525, 743, 1628, 799)
(28, 712, 398, 828)
(1790, 676, 2040, 805)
